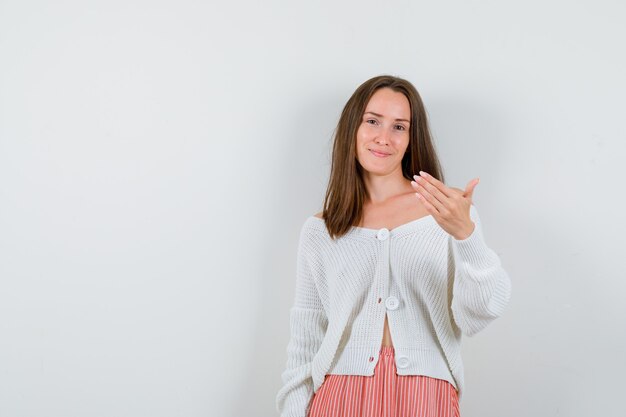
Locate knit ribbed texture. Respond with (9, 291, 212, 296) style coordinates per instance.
(276, 204, 512, 417)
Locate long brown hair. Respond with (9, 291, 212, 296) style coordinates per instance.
(321, 74, 445, 240)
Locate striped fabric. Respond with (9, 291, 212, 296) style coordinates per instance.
(307, 346, 460, 417)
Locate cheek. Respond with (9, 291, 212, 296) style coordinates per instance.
(355, 127, 369, 145)
(358, 123, 377, 138)
(391, 135, 407, 148)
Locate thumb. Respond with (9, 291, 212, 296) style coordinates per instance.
(464, 177, 480, 201)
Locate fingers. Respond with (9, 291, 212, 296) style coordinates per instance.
(416, 171, 455, 198)
(410, 172, 478, 237)
(465, 178, 478, 192)
(412, 177, 444, 212)
(412, 172, 451, 213)
(464, 178, 479, 201)
(414, 187, 437, 213)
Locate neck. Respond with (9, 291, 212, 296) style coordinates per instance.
(362, 169, 412, 205)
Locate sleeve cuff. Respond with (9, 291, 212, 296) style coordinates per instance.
(451, 206, 500, 270)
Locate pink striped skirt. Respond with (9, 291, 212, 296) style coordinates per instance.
(307, 345, 460, 417)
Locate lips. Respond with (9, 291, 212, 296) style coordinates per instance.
(369, 149, 391, 157)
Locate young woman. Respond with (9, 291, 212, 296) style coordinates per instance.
(276, 75, 512, 417)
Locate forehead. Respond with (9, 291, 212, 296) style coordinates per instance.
(365, 88, 410, 119)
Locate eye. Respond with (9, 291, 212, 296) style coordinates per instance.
(395, 125, 407, 131)
(366, 119, 378, 125)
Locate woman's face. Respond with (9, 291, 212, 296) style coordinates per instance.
(355, 87, 411, 176)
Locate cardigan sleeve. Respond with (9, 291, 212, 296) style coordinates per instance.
(276, 224, 328, 417)
(450, 204, 512, 337)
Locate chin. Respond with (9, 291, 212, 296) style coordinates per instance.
(359, 163, 392, 175)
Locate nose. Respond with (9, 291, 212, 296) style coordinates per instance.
(375, 128, 390, 145)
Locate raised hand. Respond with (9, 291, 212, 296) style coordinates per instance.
(410, 171, 479, 240)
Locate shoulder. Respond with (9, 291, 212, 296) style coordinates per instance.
(300, 211, 324, 237)
(300, 211, 329, 243)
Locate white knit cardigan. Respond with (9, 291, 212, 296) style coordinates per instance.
(276, 204, 512, 417)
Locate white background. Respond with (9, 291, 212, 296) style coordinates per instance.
(1, 1, 625, 416)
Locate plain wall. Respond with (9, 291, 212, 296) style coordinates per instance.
(1, 1, 625, 416)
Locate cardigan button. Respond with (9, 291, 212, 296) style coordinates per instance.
(385, 296, 399, 310)
(397, 355, 410, 368)
(369, 356, 374, 362)
(377, 228, 389, 240)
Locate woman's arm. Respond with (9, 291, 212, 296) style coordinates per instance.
(450, 205, 512, 336)
(276, 225, 328, 417)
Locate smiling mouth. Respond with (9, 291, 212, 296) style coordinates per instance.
(369, 149, 390, 157)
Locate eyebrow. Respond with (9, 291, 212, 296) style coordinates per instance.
(364, 111, 410, 123)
